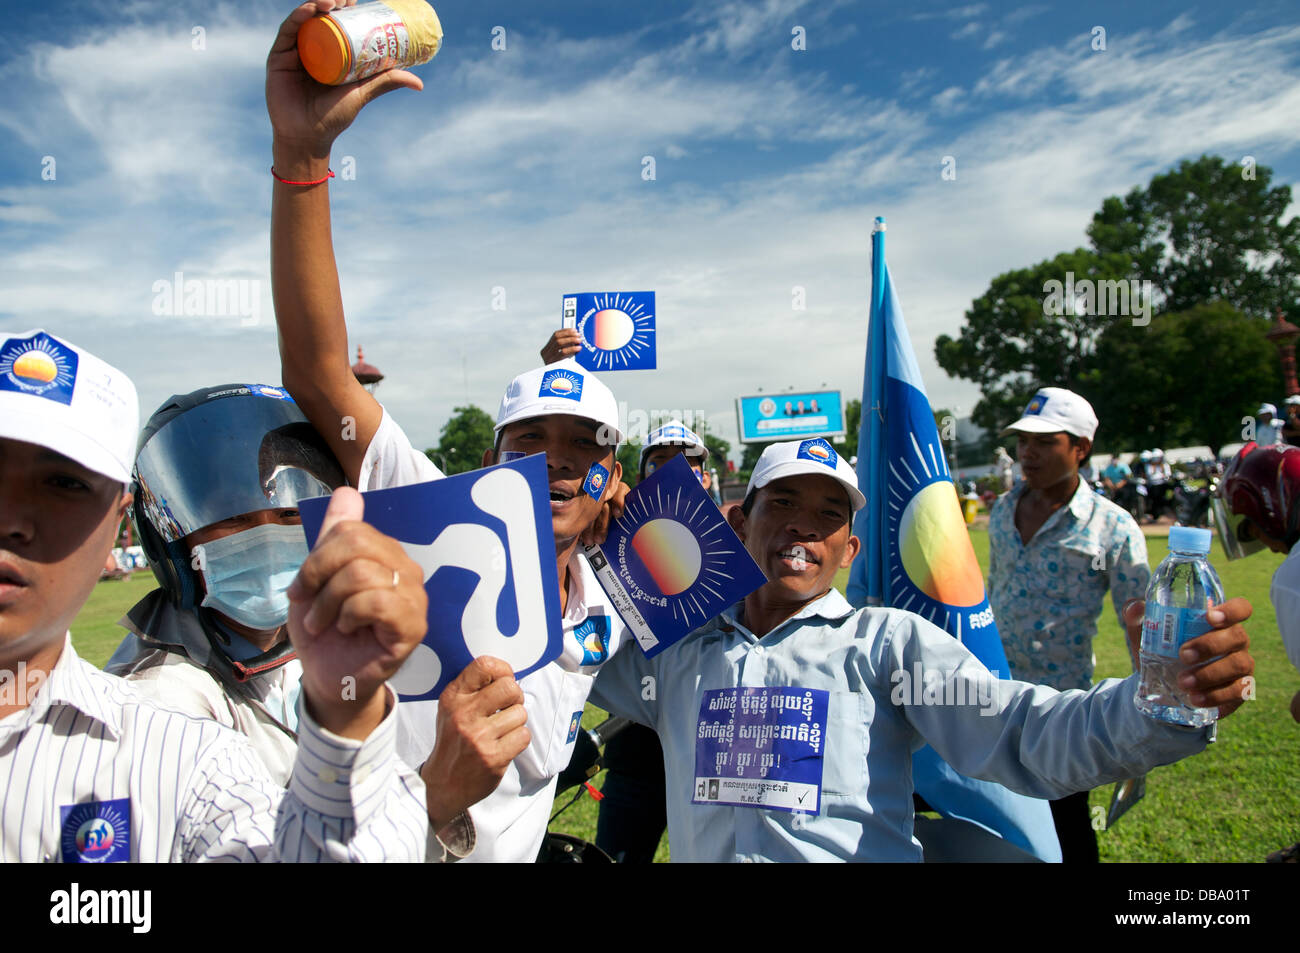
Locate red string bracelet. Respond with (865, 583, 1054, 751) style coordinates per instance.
(271, 166, 335, 187)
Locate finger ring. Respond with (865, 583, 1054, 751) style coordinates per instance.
(392, 569, 400, 589)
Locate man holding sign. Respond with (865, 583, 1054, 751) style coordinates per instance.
(267, 3, 632, 861)
(589, 440, 1256, 861)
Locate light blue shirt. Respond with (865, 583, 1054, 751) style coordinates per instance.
(988, 479, 1150, 691)
(590, 588, 1205, 862)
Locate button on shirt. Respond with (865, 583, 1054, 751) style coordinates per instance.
(0, 639, 428, 862)
(362, 408, 628, 863)
(988, 480, 1150, 691)
(588, 588, 1206, 863)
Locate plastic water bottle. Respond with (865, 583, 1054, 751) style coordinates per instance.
(1135, 526, 1223, 727)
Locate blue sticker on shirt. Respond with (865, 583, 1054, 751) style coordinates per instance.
(539, 368, 584, 401)
(574, 614, 611, 665)
(60, 799, 131, 863)
(796, 438, 837, 468)
(566, 711, 583, 744)
(694, 687, 828, 814)
(583, 461, 609, 500)
(0, 331, 79, 405)
(1025, 393, 1048, 415)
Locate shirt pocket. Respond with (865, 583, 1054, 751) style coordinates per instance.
(1048, 540, 1103, 598)
(821, 691, 870, 797)
(520, 669, 595, 784)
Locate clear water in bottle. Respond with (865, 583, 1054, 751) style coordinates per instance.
(1135, 525, 1223, 727)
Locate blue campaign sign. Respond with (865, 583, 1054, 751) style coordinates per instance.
(583, 454, 766, 657)
(562, 291, 656, 371)
(735, 390, 845, 443)
(693, 687, 829, 814)
(299, 455, 563, 701)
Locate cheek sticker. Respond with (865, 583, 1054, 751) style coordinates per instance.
(694, 468, 705, 484)
(583, 462, 610, 500)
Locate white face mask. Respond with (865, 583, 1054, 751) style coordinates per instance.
(197, 523, 309, 631)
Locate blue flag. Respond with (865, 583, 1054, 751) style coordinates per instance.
(847, 217, 1060, 862)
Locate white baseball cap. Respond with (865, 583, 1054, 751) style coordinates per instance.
(640, 419, 708, 475)
(1258, 403, 1278, 417)
(1285, 395, 1300, 406)
(0, 328, 138, 483)
(1001, 387, 1098, 441)
(746, 438, 865, 512)
(494, 358, 624, 444)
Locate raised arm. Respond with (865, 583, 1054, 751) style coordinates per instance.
(267, 1, 421, 482)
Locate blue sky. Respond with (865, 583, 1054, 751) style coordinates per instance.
(2, 0, 1298, 456)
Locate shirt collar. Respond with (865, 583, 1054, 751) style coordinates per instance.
(26, 635, 122, 738)
(1009, 474, 1094, 532)
(720, 586, 857, 639)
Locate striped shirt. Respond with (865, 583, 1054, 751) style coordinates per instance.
(0, 637, 428, 862)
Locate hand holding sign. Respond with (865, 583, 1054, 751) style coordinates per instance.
(288, 487, 429, 740)
(421, 656, 531, 829)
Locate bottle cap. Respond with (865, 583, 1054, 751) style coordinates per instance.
(1168, 525, 1211, 554)
(297, 14, 351, 86)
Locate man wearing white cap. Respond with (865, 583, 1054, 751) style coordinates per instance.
(987, 387, 1150, 862)
(1256, 403, 1284, 447)
(585, 438, 1254, 861)
(0, 328, 432, 861)
(269, 4, 643, 859)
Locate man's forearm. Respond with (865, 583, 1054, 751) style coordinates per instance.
(270, 141, 348, 399)
(270, 138, 381, 480)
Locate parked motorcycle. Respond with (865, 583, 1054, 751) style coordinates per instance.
(1173, 476, 1216, 528)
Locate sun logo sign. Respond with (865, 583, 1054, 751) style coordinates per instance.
(585, 455, 766, 657)
(564, 291, 656, 372)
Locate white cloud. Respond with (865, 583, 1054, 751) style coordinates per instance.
(1, 7, 1298, 452)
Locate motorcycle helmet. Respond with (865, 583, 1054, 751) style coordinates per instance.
(132, 384, 346, 677)
(1214, 441, 1300, 559)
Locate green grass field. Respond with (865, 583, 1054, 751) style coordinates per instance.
(71, 531, 1299, 863)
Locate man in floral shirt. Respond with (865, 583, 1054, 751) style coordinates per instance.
(987, 387, 1149, 862)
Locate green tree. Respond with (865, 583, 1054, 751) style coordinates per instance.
(1088, 155, 1300, 317)
(934, 248, 1134, 434)
(427, 405, 495, 475)
(1081, 302, 1283, 458)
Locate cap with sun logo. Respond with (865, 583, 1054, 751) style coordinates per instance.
(494, 358, 624, 444)
(746, 438, 865, 512)
(0, 329, 138, 483)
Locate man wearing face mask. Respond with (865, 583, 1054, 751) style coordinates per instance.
(107, 385, 347, 783)
(108, 385, 528, 857)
